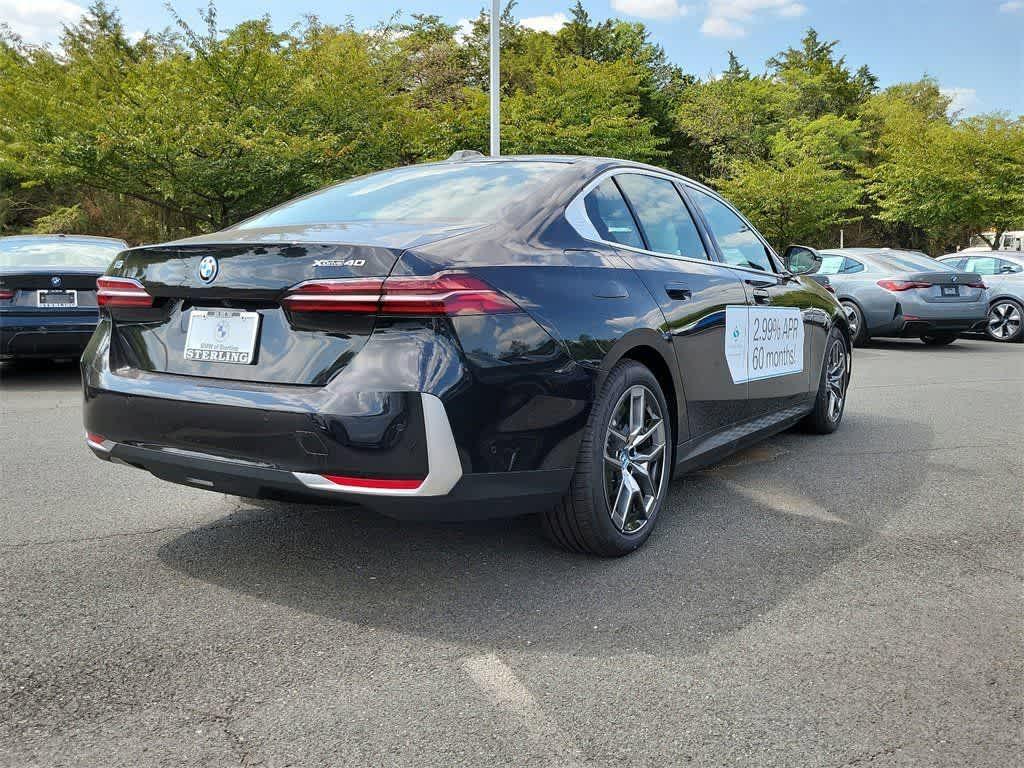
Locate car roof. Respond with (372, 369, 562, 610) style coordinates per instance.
(940, 250, 1024, 261)
(446, 154, 720, 195)
(0, 234, 128, 246)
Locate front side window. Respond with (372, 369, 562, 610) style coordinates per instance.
(583, 179, 644, 249)
(614, 174, 708, 260)
(688, 188, 774, 272)
(236, 161, 567, 228)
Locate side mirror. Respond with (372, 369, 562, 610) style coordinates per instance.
(783, 245, 823, 275)
(999, 265, 1017, 274)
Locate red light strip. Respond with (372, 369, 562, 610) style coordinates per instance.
(320, 474, 424, 490)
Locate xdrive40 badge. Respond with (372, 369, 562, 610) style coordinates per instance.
(313, 259, 366, 268)
(198, 255, 218, 283)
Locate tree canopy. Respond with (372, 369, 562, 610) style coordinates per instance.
(1, 1, 1020, 252)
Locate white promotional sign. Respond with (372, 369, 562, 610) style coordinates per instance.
(725, 305, 804, 384)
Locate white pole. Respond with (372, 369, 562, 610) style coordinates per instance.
(839, 229, 844, 248)
(489, 0, 500, 156)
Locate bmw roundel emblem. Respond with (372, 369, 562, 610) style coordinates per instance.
(50, 276, 62, 287)
(198, 255, 218, 283)
(951, 275, 959, 283)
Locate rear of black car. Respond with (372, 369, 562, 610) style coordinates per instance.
(82, 160, 591, 518)
(0, 235, 126, 360)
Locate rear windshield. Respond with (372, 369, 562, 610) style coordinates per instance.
(235, 162, 567, 229)
(0, 239, 123, 270)
(877, 253, 955, 272)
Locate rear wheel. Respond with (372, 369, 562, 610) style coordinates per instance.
(541, 360, 671, 556)
(920, 333, 958, 345)
(986, 299, 1023, 343)
(801, 326, 850, 435)
(841, 300, 867, 346)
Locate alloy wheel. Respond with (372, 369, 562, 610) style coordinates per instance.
(825, 339, 848, 423)
(603, 384, 668, 534)
(987, 301, 1022, 341)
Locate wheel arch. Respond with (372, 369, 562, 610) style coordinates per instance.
(597, 330, 685, 451)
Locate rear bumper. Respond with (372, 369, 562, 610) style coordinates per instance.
(0, 312, 98, 358)
(895, 316, 986, 336)
(86, 432, 570, 519)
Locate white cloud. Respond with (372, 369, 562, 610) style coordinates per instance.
(999, 1, 1023, 13)
(0, 0, 84, 44)
(455, 17, 474, 43)
(520, 12, 568, 33)
(701, 16, 746, 37)
(610, 0, 693, 19)
(941, 86, 981, 115)
(702, 0, 806, 38)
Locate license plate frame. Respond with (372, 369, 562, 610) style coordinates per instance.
(36, 289, 78, 308)
(183, 309, 261, 365)
(941, 285, 960, 297)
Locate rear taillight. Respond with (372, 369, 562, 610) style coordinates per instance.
(279, 278, 383, 313)
(97, 276, 154, 308)
(877, 279, 932, 292)
(967, 280, 987, 289)
(281, 272, 521, 316)
(0, 289, 13, 300)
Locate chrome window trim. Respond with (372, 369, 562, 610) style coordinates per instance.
(566, 167, 783, 279)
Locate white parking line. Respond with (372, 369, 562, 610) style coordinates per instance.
(462, 653, 586, 766)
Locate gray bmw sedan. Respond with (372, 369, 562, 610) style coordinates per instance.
(816, 248, 988, 346)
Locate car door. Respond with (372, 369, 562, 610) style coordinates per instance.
(588, 172, 750, 440)
(684, 186, 819, 417)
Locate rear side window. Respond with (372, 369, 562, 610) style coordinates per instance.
(688, 188, 774, 272)
(818, 255, 845, 275)
(615, 174, 708, 260)
(583, 179, 644, 249)
(841, 258, 865, 274)
(962, 256, 999, 275)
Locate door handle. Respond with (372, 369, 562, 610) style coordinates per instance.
(744, 277, 775, 288)
(665, 283, 692, 301)
(752, 288, 772, 305)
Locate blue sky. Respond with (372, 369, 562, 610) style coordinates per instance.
(4, 0, 1022, 115)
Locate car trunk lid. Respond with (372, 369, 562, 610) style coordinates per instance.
(103, 222, 483, 386)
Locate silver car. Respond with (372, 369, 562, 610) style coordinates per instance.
(937, 251, 1023, 343)
(816, 248, 989, 346)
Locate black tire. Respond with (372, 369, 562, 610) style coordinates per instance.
(841, 300, 868, 347)
(985, 299, 1023, 343)
(920, 333, 957, 346)
(541, 360, 672, 557)
(800, 326, 850, 435)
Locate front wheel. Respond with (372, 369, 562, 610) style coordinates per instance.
(986, 299, 1023, 343)
(800, 326, 850, 435)
(541, 360, 671, 556)
(920, 333, 958, 346)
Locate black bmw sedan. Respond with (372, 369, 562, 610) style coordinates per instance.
(0, 234, 127, 361)
(83, 155, 851, 555)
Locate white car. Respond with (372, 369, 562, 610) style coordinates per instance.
(938, 251, 1024, 343)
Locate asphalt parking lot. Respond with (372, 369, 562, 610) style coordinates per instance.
(1, 339, 1021, 767)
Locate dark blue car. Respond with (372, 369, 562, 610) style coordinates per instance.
(0, 234, 127, 362)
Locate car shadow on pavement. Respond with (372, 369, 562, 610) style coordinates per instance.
(158, 413, 931, 656)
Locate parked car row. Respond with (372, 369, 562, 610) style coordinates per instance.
(0, 156, 1018, 556)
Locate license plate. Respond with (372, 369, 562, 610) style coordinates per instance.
(941, 285, 960, 297)
(37, 289, 77, 308)
(184, 309, 260, 364)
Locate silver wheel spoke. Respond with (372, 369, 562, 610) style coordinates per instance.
(611, 472, 639, 531)
(632, 443, 665, 463)
(629, 387, 645, 437)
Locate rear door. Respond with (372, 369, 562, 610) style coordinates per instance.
(684, 186, 818, 417)
(588, 172, 749, 439)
